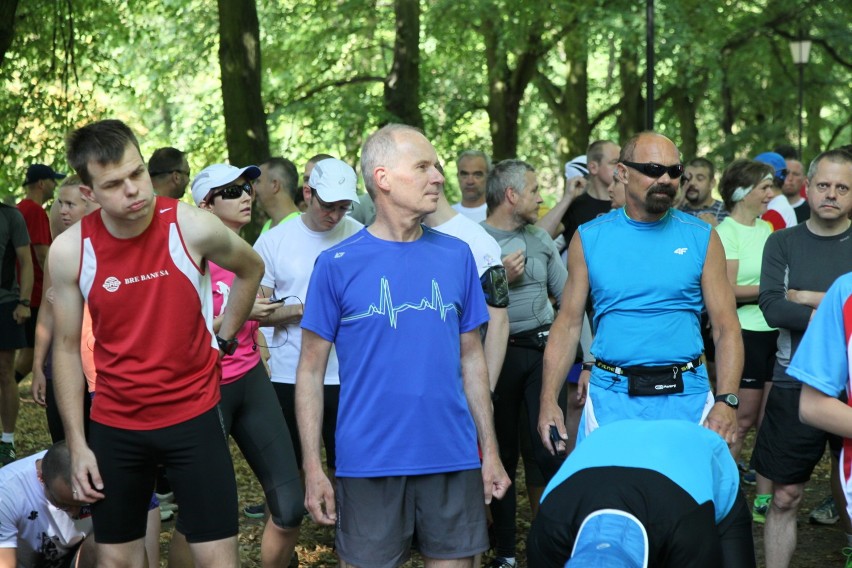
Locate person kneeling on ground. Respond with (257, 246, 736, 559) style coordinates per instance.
(527, 419, 756, 568)
(0, 441, 98, 567)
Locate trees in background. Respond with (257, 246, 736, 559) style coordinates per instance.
(1, 0, 849, 218)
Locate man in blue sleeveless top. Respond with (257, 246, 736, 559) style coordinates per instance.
(537, 131, 743, 452)
(527, 420, 755, 567)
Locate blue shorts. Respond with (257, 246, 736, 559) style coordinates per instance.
(578, 385, 714, 443)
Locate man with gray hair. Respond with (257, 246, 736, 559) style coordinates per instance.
(452, 150, 492, 222)
(482, 159, 570, 568)
(296, 124, 509, 568)
(752, 148, 852, 567)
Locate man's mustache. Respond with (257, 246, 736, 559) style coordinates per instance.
(649, 184, 676, 198)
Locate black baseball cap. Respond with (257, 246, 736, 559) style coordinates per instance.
(23, 164, 66, 186)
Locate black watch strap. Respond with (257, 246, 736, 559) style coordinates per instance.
(714, 393, 739, 409)
(216, 335, 239, 356)
(17, 299, 30, 307)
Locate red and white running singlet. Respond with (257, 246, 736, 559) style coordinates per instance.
(78, 196, 220, 429)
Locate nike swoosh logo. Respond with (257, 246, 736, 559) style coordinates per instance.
(159, 208, 173, 213)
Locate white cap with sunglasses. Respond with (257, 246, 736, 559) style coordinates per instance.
(308, 158, 360, 204)
(191, 163, 261, 206)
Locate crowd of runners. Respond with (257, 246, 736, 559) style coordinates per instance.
(2, 118, 852, 568)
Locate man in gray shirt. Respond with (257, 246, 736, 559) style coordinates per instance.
(751, 148, 852, 567)
(482, 159, 569, 568)
(0, 203, 33, 465)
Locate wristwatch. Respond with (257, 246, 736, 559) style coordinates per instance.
(216, 335, 239, 356)
(714, 393, 739, 409)
(17, 299, 30, 307)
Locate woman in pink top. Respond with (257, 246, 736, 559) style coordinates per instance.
(190, 163, 303, 568)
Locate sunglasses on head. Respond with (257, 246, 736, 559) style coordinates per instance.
(211, 181, 253, 201)
(621, 161, 685, 179)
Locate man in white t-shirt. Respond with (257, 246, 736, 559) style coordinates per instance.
(424, 166, 509, 391)
(253, 158, 363, 480)
(0, 441, 95, 568)
(451, 150, 491, 222)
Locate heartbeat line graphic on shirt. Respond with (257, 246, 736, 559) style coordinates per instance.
(342, 277, 460, 329)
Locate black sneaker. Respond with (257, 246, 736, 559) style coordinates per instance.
(0, 442, 15, 466)
(243, 502, 266, 519)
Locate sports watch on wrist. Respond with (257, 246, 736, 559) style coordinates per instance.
(216, 335, 239, 356)
(714, 393, 739, 409)
(17, 299, 30, 307)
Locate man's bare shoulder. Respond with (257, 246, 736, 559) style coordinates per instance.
(175, 200, 222, 246)
(52, 222, 83, 255)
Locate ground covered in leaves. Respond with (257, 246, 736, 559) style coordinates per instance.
(11, 381, 848, 567)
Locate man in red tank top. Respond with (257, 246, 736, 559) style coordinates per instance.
(49, 120, 264, 568)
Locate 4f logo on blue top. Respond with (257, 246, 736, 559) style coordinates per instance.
(673, 247, 688, 255)
(342, 276, 460, 329)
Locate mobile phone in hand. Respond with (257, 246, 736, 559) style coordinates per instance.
(550, 425, 567, 457)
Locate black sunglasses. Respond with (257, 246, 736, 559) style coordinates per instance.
(621, 161, 685, 179)
(211, 182, 253, 201)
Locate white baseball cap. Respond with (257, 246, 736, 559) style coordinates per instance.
(308, 158, 360, 204)
(191, 163, 260, 205)
(565, 155, 589, 181)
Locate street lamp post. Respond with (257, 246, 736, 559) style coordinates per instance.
(646, 0, 655, 130)
(789, 35, 812, 158)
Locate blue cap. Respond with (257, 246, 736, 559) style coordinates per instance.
(754, 152, 787, 182)
(566, 510, 648, 568)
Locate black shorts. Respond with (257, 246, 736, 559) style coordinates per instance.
(89, 406, 238, 544)
(0, 301, 26, 350)
(220, 362, 303, 528)
(700, 311, 716, 363)
(740, 329, 777, 389)
(335, 470, 488, 567)
(53, 539, 84, 568)
(22, 305, 38, 347)
(273, 381, 339, 469)
(752, 386, 828, 484)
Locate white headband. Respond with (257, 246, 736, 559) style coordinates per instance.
(731, 173, 773, 202)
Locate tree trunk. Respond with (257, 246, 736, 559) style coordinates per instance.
(217, 0, 269, 244)
(618, 43, 644, 141)
(672, 88, 699, 160)
(383, 0, 423, 130)
(536, 31, 589, 166)
(481, 12, 546, 162)
(804, 87, 823, 157)
(0, 0, 19, 67)
(216, 0, 269, 166)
